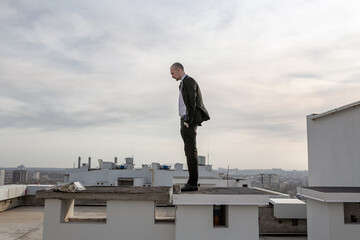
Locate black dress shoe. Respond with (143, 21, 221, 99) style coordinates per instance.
(181, 184, 198, 192)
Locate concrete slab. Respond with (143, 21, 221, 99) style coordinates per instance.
(174, 187, 272, 205)
(300, 187, 360, 202)
(0, 206, 43, 240)
(270, 199, 307, 219)
(36, 186, 172, 203)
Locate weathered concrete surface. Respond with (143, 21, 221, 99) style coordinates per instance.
(0, 206, 107, 240)
(0, 197, 25, 212)
(36, 186, 172, 203)
(0, 206, 43, 240)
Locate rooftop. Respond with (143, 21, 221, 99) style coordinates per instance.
(307, 100, 360, 120)
(270, 198, 306, 205)
(36, 186, 288, 206)
(173, 187, 275, 205)
(0, 206, 307, 240)
(180, 187, 274, 195)
(299, 187, 360, 202)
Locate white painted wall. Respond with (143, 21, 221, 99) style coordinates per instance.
(172, 178, 252, 188)
(153, 170, 188, 186)
(108, 169, 151, 186)
(0, 185, 26, 201)
(328, 201, 360, 240)
(175, 205, 259, 240)
(42, 199, 175, 240)
(271, 199, 306, 219)
(153, 169, 218, 187)
(306, 199, 330, 240)
(107, 201, 175, 240)
(69, 169, 110, 186)
(307, 199, 360, 240)
(307, 106, 360, 186)
(43, 199, 107, 240)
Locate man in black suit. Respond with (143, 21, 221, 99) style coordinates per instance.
(170, 62, 210, 191)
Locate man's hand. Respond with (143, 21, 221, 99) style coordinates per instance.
(183, 122, 189, 128)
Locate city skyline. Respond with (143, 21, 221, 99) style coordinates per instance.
(1, 0, 360, 169)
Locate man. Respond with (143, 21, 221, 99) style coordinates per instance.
(170, 62, 210, 192)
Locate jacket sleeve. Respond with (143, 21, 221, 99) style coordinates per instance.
(183, 77, 197, 124)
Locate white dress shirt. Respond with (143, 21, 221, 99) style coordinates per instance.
(178, 74, 187, 117)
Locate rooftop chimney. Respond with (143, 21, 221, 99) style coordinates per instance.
(78, 156, 81, 169)
(88, 157, 91, 171)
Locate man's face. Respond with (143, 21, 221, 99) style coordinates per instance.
(170, 67, 181, 81)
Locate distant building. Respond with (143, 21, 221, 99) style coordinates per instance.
(198, 155, 206, 165)
(17, 164, 26, 170)
(0, 170, 5, 186)
(32, 172, 40, 182)
(257, 173, 279, 184)
(65, 156, 219, 187)
(12, 170, 28, 184)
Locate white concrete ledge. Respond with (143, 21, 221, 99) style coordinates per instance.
(299, 187, 360, 202)
(270, 198, 306, 219)
(173, 194, 269, 205)
(173, 188, 271, 205)
(0, 185, 26, 201)
(307, 100, 360, 120)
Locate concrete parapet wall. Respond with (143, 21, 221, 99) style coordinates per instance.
(42, 199, 175, 240)
(24, 195, 45, 206)
(0, 185, 26, 201)
(0, 197, 25, 212)
(0, 185, 49, 210)
(176, 204, 259, 240)
(307, 199, 360, 240)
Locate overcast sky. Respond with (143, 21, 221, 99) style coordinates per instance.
(1, 0, 360, 170)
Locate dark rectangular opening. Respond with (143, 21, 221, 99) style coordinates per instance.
(154, 204, 175, 224)
(213, 205, 228, 227)
(344, 202, 360, 224)
(292, 219, 298, 226)
(68, 205, 107, 224)
(117, 178, 134, 186)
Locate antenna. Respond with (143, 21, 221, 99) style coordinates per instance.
(227, 165, 230, 187)
(132, 142, 134, 160)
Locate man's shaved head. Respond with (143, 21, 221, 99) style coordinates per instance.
(171, 62, 184, 71)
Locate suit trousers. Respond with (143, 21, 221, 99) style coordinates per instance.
(180, 119, 198, 186)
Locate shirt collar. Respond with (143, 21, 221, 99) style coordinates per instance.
(180, 74, 187, 83)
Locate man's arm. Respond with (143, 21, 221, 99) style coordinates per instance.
(183, 77, 197, 125)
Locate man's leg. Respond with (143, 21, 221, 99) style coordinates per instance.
(180, 120, 198, 186)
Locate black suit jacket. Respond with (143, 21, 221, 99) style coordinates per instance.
(181, 75, 210, 126)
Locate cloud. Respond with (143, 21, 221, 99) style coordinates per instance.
(1, 0, 360, 168)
